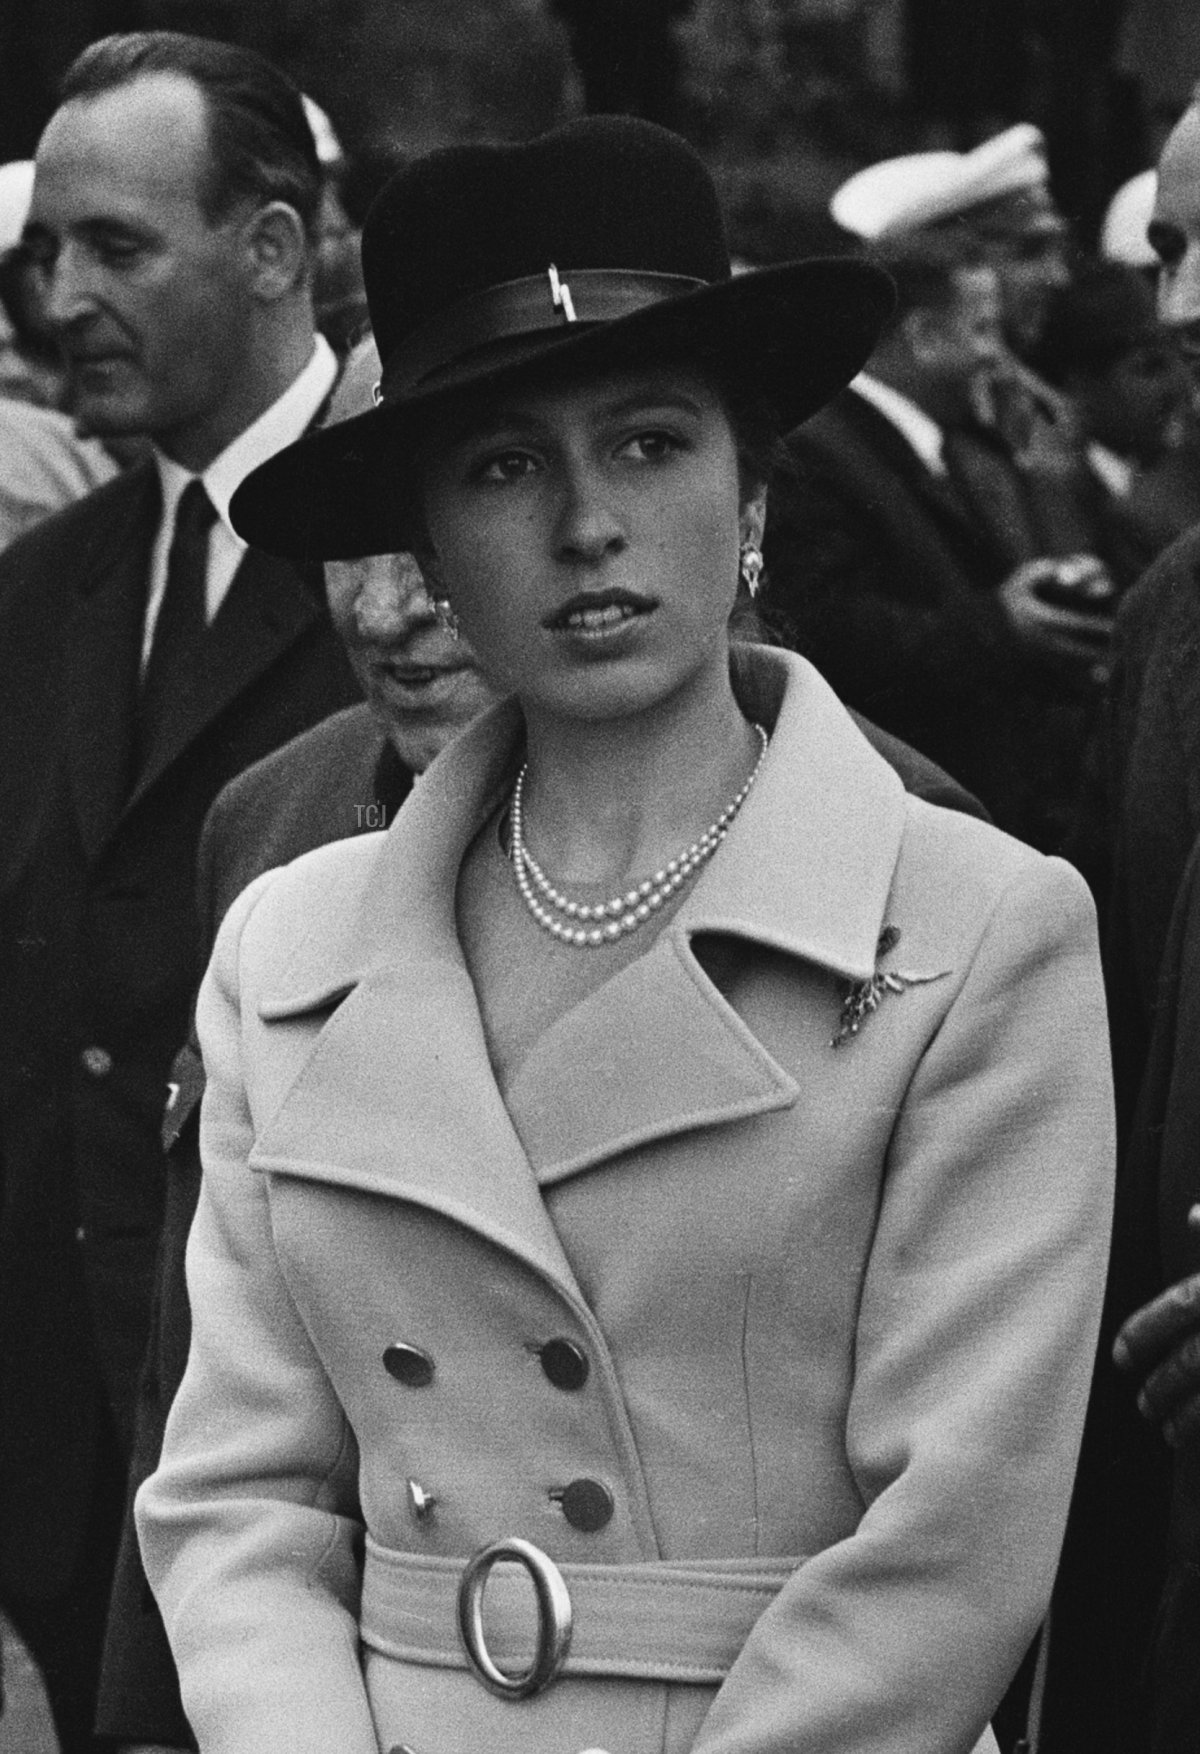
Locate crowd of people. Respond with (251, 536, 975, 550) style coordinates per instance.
(0, 22, 1196, 1754)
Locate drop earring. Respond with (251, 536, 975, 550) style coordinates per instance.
(739, 540, 764, 598)
(432, 597, 460, 640)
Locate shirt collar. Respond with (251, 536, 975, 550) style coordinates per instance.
(851, 372, 947, 476)
(152, 333, 338, 543)
(1086, 440, 1134, 499)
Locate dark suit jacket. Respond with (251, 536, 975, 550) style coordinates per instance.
(1105, 525, 1200, 1118)
(1129, 838, 1200, 1754)
(1038, 527, 1200, 1754)
(95, 692, 987, 1747)
(763, 389, 1103, 858)
(97, 701, 410, 1745)
(1044, 832, 1200, 1754)
(0, 458, 360, 1610)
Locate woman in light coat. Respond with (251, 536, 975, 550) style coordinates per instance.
(137, 116, 1115, 1754)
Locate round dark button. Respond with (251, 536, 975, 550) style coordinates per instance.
(558, 1477, 614, 1532)
(539, 1338, 589, 1392)
(382, 1342, 435, 1387)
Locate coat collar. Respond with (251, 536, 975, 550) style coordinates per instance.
(1159, 547, 1200, 832)
(263, 647, 905, 1001)
(254, 649, 907, 1199)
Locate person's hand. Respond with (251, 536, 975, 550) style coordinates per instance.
(997, 554, 1114, 670)
(1114, 1205, 1200, 1448)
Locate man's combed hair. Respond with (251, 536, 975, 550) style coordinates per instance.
(59, 32, 322, 239)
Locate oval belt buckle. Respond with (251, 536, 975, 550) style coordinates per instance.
(456, 1537, 573, 1700)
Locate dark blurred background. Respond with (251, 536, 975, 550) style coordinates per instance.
(0, 0, 1194, 259)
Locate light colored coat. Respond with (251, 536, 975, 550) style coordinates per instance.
(138, 647, 1114, 1754)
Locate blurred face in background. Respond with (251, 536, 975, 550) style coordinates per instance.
(1151, 105, 1200, 399)
(909, 265, 1006, 428)
(322, 344, 501, 773)
(974, 200, 1072, 359)
(1069, 338, 1191, 465)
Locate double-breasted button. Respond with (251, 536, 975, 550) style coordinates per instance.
(538, 1337, 589, 1392)
(81, 1046, 113, 1078)
(553, 1478, 614, 1532)
(382, 1342, 435, 1387)
(406, 1479, 437, 1523)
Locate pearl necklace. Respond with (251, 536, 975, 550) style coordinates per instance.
(509, 723, 769, 947)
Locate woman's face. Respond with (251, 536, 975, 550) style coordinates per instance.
(418, 363, 749, 723)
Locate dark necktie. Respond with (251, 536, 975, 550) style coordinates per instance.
(135, 478, 217, 773)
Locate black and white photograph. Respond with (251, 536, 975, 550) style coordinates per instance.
(0, 4, 1194, 1752)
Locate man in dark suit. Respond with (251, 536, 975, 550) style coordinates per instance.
(1038, 97, 1200, 1754)
(0, 34, 360, 1751)
(764, 232, 1113, 856)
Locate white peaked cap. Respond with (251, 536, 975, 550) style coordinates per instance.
(301, 93, 343, 167)
(1101, 170, 1157, 267)
(0, 161, 34, 251)
(832, 123, 1051, 240)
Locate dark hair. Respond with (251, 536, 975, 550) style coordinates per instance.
(1031, 259, 1167, 385)
(59, 32, 321, 239)
(865, 231, 988, 337)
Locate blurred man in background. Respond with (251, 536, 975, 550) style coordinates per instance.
(832, 125, 1115, 570)
(1040, 84, 1200, 1754)
(0, 32, 359, 1751)
(0, 155, 120, 548)
(764, 231, 1111, 857)
(1033, 260, 1200, 584)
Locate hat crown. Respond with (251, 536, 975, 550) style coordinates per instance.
(361, 116, 732, 369)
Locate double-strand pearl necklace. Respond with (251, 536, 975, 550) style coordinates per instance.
(509, 723, 769, 947)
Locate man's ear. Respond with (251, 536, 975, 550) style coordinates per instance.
(245, 201, 309, 300)
(740, 482, 767, 550)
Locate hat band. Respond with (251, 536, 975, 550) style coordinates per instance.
(379, 267, 710, 400)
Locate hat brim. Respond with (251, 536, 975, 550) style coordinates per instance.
(232, 258, 894, 560)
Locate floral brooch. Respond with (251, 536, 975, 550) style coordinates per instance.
(831, 925, 950, 1049)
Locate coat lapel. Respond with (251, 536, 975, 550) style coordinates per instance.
(127, 545, 324, 808)
(62, 463, 160, 861)
(250, 697, 587, 1302)
(1162, 554, 1200, 832)
(250, 651, 907, 1273)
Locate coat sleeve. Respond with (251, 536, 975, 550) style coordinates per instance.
(135, 872, 380, 1754)
(693, 856, 1115, 1754)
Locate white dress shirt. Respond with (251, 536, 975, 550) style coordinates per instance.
(1086, 440, 1134, 500)
(850, 371, 948, 477)
(141, 333, 338, 669)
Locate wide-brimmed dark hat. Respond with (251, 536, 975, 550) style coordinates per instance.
(232, 115, 894, 560)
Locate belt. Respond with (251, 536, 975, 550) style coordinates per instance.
(361, 1536, 798, 1693)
